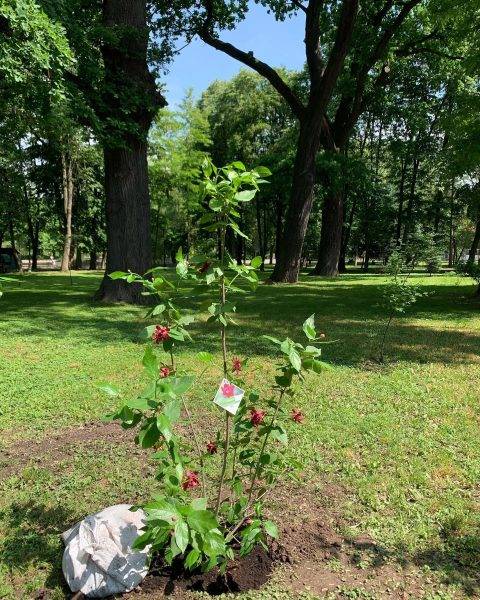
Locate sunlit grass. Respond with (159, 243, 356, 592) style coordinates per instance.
(0, 270, 479, 598)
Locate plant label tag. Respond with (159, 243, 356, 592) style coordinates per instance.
(213, 378, 245, 415)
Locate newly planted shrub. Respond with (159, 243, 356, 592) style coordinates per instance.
(102, 159, 330, 574)
(378, 250, 427, 362)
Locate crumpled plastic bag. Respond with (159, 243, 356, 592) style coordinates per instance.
(61, 504, 150, 598)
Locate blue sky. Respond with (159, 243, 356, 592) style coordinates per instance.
(163, 4, 306, 108)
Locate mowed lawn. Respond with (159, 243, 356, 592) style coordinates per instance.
(0, 270, 479, 599)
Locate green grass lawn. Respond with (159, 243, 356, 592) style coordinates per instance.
(0, 270, 479, 599)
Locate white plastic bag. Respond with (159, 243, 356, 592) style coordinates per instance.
(61, 504, 149, 598)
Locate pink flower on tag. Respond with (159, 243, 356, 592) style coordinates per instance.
(221, 382, 235, 398)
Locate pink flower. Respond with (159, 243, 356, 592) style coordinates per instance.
(206, 441, 217, 454)
(250, 408, 266, 428)
(182, 470, 200, 491)
(291, 409, 304, 423)
(232, 357, 242, 375)
(152, 325, 170, 343)
(221, 382, 235, 398)
(159, 366, 171, 378)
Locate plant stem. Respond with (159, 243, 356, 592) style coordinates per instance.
(379, 312, 393, 363)
(246, 388, 285, 505)
(215, 225, 230, 516)
(170, 348, 206, 497)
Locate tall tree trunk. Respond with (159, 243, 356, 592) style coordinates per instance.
(274, 196, 284, 265)
(89, 250, 98, 270)
(395, 158, 407, 245)
(95, 0, 165, 303)
(339, 195, 357, 272)
(468, 211, 480, 263)
(312, 183, 344, 276)
(402, 157, 419, 246)
(270, 119, 321, 282)
(8, 213, 15, 250)
(448, 178, 455, 267)
(61, 152, 74, 272)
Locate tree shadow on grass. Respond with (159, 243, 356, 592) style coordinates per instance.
(319, 527, 480, 596)
(0, 501, 75, 595)
(1, 274, 479, 367)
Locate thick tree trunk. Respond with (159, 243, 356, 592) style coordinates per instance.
(312, 185, 344, 276)
(89, 250, 98, 270)
(95, 0, 165, 303)
(468, 212, 480, 263)
(61, 152, 74, 272)
(270, 120, 321, 282)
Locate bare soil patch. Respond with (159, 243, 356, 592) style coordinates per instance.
(3, 421, 467, 599)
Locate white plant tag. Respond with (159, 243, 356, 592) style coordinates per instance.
(213, 378, 245, 415)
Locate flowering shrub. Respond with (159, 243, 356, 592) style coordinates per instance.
(102, 159, 330, 574)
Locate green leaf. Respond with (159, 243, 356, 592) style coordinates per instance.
(157, 413, 172, 442)
(109, 271, 127, 280)
(263, 335, 281, 345)
(251, 256, 262, 269)
(190, 498, 207, 511)
(229, 220, 249, 239)
(175, 247, 184, 262)
(174, 519, 189, 554)
(142, 346, 159, 379)
(98, 383, 120, 397)
(187, 510, 218, 533)
(171, 375, 195, 396)
(152, 303, 166, 315)
(288, 348, 302, 372)
(264, 520, 278, 539)
(234, 189, 256, 202)
(163, 399, 181, 423)
(138, 421, 160, 448)
(185, 548, 201, 570)
(254, 166, 272, 177)
(126, 397, 150, 411)
(302, 314, 316, 340)
(169, 328, 185, 341)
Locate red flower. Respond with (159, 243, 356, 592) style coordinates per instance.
(250, 408, 266, 428)
(221, 382, 235, 398)
(182, 470, 200, 491)
(198, 261, 211, 274)
(232, 357, 242, 375)
(159, 366, 171, 378)
(291, 409, 304, 423)
(152, 325, 170, 343)
(206, 441, 217, 454)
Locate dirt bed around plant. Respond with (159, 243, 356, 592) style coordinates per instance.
(3, 421, 473, 599)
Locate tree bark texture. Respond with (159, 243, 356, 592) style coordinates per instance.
(96, 0, 165, 303)
(61, 152, 74, 272)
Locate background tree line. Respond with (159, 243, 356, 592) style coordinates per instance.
(1, 0, 479, 302)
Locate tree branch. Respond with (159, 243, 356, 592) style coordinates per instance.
(305, 0, 325, 91)
(310, 0, 359, 113)
(336, 0, 421, 139)
(200, 0, 305, 121)
(291, 0, 307, 13)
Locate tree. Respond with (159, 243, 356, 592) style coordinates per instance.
(94, 0, 166, 302)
